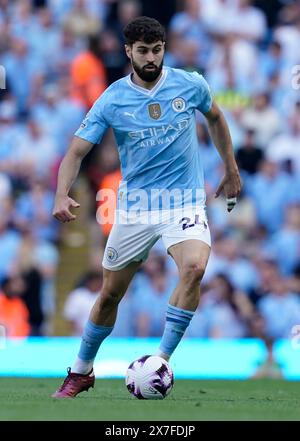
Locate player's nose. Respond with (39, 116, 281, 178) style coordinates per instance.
(146, 53, 155, 63)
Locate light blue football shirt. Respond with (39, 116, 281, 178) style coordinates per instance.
(75, 67, 213, 211)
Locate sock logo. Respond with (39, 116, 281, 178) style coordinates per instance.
(82, 337, 92, 348)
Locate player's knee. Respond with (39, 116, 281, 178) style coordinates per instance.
(100, 288, 123, 306)
(180, 263, 205, 286)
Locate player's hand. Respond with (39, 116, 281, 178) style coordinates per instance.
(52, 194, 80, 223)
(215, 168, 242, 212)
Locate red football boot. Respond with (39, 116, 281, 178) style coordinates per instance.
(51, 367, 95, 398)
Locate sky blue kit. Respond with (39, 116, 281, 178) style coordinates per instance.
(75, 66, 213, 212)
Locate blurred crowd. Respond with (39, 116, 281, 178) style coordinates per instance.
(0, 0, 300, 366)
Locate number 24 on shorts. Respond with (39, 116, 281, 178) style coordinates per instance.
(179, 215, 208, 230)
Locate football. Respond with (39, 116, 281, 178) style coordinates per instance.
(125, 355, 174, 400)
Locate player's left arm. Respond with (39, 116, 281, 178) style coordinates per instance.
(203, 101, 242, 211)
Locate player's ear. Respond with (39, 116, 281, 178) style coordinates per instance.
(125, 44, 132, 59)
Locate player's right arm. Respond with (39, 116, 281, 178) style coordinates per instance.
(53, 85, 111, 223)
(53, 136, 94, 223)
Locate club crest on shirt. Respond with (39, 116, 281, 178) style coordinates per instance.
(172, 97, 186, 112)
(106, 247, 118, 262)
(148, 103, 161, 120)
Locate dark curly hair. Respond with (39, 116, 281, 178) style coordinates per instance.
(123, 16, 166, 45)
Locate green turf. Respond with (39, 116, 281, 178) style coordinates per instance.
(0, 378, 300, 421)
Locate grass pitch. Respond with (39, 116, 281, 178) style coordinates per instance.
(0, 378, 300, 421)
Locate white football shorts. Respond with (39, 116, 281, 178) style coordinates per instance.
(102, 206, 211, 271)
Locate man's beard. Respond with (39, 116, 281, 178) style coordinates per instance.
(131, 57, 163, 82)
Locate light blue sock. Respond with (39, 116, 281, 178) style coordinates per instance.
(157, 304, 194, 359)
(78, 320, 113, 362)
